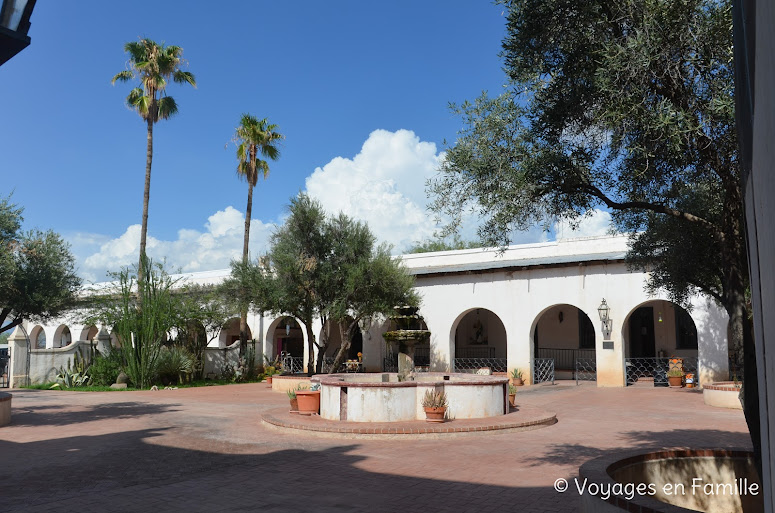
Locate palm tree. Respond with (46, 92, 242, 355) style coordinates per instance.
(233, 114, 283, 350)
(111, 38, 196, 289)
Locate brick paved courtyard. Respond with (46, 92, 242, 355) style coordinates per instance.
(0, 382, 749, 513)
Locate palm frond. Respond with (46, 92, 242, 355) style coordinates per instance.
(127, 88, 150, 117)
(157, 96, 179, 120)
(111, 70, 134, 84)
(173, 70, 196, 87)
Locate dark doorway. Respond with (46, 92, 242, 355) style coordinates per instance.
(629, 307, 655, 357)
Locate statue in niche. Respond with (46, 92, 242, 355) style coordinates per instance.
(471, 318, 488, 345)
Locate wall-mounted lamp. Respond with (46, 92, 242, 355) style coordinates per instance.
(598, 299, 612, 338)
(285, 322, 291, 336)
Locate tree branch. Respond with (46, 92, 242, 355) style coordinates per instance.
(581, 182, 724, 242)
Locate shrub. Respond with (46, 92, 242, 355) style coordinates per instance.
(89, 349, 124, 386)
(156, 346, 194, 385)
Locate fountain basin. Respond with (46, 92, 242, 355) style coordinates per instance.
(315, 373, 508, 422)
(579, 449, 762, 513)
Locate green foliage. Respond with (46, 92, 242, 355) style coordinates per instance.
(428, 0, 746, 355)
(421, 389, 448, 408)
(227, 193, 418, 375)
(510, 368, 522, 379)
(667, 369, 685, 378)
(89, 348, 124, 386)
(50, 358, 91, 389)
(156, 346, 194, 385)
(112, 39, 196, 124)
(85, 257, 179, 389)
(409, 234, 482, 254)
(0, 195, 82, 334)
(508, 384, 518, 394)
(170, 284, 231, 380)
(233, 114, 284, 187)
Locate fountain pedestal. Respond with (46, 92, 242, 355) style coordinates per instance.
(383, 306, 430, 378)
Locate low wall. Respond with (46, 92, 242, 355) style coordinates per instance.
(28, 341, 95, 384)
(271, 375, 312, 393)
(203, 342, 241, 377)
(0, 392, 11, 427)
(703, 382, 743, 410)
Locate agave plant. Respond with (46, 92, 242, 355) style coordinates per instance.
(422, 389, 448, 409)
(50, 365, 90, 389)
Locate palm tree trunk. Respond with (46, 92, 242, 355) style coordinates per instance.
(137, 117, 154, 305)
(239, 181, 254, 356)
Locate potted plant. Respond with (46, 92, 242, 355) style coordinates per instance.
(667, 368, 684, 387)
(508, 384, 517, 408)
(422, 389, 448, 423)
(287, 385, 306, 413)
(265, 365, 276, 385)
(510, 368, 524, 386)
(296, 383, 321, 415)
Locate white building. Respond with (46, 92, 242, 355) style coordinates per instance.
(5, 234, 730, 387)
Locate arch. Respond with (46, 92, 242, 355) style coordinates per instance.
(528, 304, 596, 380)
(79, 325, 99, 342)
(450, 308, 507, 372)
(271, 316, 304, 358)
(622, 299, 698, 358)
(30, 325, 46, 349)
(53, 325, 72, 348)
(218, 318, 251, 348)
(319, 318, 364, 361)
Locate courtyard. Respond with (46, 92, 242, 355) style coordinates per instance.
(0, 382, 750, 513)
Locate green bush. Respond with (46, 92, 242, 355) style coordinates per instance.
(156, 346, 194, 385)
(89, 349, 124, 386)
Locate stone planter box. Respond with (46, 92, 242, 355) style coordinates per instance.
(703, 381, 743, 410)
(270, 374, 311, 393)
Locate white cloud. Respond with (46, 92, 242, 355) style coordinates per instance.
(554, 209, 612, 239)
(71, 206, 274, 282)
(305, 129, 442, 251)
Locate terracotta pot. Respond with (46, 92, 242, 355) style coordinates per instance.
(668, 376, 683, 387)
(289, 397, 299, 413)
(508, 393, 516, 408)
(266, 376, 273, 385)
(511, 377, 524, 386)
(296, 390, 321, 415)
(424, 406, 446, 423)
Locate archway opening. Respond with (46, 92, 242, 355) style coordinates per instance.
(53, 325, 71, 348)
(30, 325, 45, 349)
(453, 308, 507, 372)
(79, 325, 99, 342)
(623, 300, 698, 386)
(218, 318, 251, 347)
(320, 318, 364, 372)
(532, 304, 596, 381)
(273, 317, 304, 358)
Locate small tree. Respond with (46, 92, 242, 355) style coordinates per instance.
(85, 258, 178, 388)
(172, 284, 231, 380)
(0, 196, 81, 334)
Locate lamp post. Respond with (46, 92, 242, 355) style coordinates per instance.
(598, 299, 612, 339)
(0, 0, 36, 66)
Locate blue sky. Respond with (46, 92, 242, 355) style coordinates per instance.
(1, 1, 609, 282)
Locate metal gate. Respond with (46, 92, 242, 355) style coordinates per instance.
(533, 358, 555, 384)
(575, 357, 597, 384)
(625, 357, 699, 386)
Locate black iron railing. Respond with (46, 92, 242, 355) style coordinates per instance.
(537, 348, 595, 371)
(625, 356, 699, 386)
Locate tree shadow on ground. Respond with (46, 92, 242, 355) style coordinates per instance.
(9, 401, 181, 427)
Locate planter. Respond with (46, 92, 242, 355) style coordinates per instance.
(296, 390, 321, 415)
(667, 376, 683, 387)
(508, 393, 516, 408)
(266, 376, 273, 385)
(511, 377, 524, 386)
(289, 397, 299, 413)
(423, 406, 447, 423)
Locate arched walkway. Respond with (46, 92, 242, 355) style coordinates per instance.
(79, 325, 99, 343)
(319, 318, 364, 372)
(218, 318, 251, 348)
(30, 325, 45, 349)
(451, 308, 507, 372)
(622, 300, 699, 386)
(530, 304, 596, 382)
